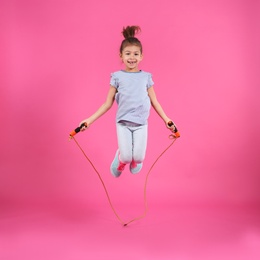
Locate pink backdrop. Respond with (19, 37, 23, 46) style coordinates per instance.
(1, 0, 260, 210)
(1, 1, 260, 259)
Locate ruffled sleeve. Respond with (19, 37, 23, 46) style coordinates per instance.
(110, 73, 119, 89)
(147, 73, 154, 88)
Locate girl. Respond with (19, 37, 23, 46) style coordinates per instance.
(79, 25, 177, 177)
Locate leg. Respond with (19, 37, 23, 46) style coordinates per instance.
(129, 124, 148, 174)
(116, 123, 133, 164)
(110, 123, 133, 177)
(132, 124, 148, 163)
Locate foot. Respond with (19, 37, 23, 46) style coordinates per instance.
(110, 150, 126, 178)
(130, 161, 143, 174)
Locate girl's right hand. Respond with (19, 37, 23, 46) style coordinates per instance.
(79, 119, 90, 131)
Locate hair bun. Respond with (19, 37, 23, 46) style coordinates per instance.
(122, 26, 141, 39)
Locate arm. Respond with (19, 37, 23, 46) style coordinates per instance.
(79, 86, 117, 129)
(148, 86, 176, 131)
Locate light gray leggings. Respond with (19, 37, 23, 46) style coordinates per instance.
(116, 121, 148, 164)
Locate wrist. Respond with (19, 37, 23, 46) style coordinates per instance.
(164, 117, 171, 124)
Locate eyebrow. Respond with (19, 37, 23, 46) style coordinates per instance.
(124, 50, 140, 53)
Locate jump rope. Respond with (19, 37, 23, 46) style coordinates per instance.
(69, 121, 180, 226)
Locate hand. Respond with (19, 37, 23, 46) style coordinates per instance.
(79, 119, 90, 132)
(166, 120, 180, 138)
(166, 120, 177, 133)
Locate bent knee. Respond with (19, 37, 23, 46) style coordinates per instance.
(119, 153, 132, 164)
(133, 155, 145, 164)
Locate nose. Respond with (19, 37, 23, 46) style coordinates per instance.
(130, 53, 135, 59)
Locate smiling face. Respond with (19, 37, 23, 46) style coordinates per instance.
(120, 45, 143, 72)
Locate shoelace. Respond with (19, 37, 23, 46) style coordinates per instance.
(130, 161, 137, 169)
(117, 162, 126, 171)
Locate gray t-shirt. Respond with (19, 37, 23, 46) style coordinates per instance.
(110, 70, 154, 125)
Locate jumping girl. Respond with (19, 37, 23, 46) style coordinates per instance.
(79, 25, 177, 177)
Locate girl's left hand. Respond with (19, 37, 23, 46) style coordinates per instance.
(166, 120, 177, 132)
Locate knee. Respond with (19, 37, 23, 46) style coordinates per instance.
(133, 155, 145, 164)
(119, 152, 132, 164)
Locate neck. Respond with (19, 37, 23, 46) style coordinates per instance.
(124, 67, 140, 72)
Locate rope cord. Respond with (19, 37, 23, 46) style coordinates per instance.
(71, 134, 178, 226)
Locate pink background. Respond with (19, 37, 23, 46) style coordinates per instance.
(1, 0, 260, 259)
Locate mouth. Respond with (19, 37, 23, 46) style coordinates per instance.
(127, 61, 136, 65)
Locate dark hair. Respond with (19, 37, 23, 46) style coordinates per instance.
(120, 26, 142, 54)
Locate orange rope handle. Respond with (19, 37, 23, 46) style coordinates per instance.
(71, 134, 178, 226)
